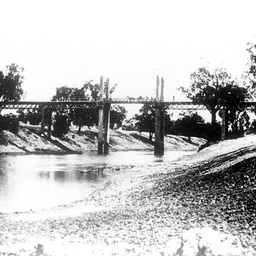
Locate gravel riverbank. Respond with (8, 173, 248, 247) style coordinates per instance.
(1, 133, 256, 255)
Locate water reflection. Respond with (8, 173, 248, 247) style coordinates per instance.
(54, 171, 66, 182)
(83, 170, 106, 182)
(0, 150, 193, 213)
(37, 169, 106, 183)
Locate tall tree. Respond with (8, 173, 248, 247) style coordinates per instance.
(110, 105, 127, 129)
(180, 67, 247, 126)
(134, 104, 155, 141)
(52, 86, 88, 101)
(0, 63, 24, 102)
(51, 80, 119, 133)
(134, 104, 170, 141)
(242, 42, 256, 101)
(174, 112, 205, 141)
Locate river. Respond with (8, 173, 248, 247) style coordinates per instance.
(0, 150, 193, 213)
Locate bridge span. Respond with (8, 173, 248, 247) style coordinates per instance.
(0, 100, 207, 110)
(1, 99, 255, 111)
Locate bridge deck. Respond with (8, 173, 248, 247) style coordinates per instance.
(0, 100, 255, 111)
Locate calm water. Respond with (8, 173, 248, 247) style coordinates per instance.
(0, 151, 193, 213)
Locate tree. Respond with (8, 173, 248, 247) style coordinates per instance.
(0, 63, 24, 102)
(27, 110, 42, 125)
(174, 112, 205, 141)
(72, 108, 98, 133)
(218, 83, 248, 136)
(52, 81, 117, 102)
(51, 80, 119, 133)
(180, 67, 247, 128)
(52, 86, 88, 101)
(243, 42, 256, 100)
(180, 68, 229, 125)
(52, 83, 98, 133)
(134, 104, 170, 141)
(0, 114, 19, 134)
(134, 104, 155, 141)
(53, 111, 71, 137)
(110, 105, 127, 129)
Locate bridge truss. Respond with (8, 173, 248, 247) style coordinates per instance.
(0, 100, 208, 111)
(2, 100, 256, 111)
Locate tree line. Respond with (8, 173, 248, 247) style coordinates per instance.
(1, 43, 256, 140)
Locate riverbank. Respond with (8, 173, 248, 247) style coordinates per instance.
(0, 123, 206, 154)
(1, 135, 256, 255)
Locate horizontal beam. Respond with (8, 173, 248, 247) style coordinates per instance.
(1, 100, 256, 111)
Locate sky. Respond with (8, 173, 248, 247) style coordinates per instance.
(0, 0, 256, 104)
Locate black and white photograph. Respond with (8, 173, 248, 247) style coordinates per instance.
(0, 0, 256, 255)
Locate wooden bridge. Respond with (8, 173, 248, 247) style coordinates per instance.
(0, 100, 205, 156)
(1, 76, 256, 156)
(0, 99, 207, 110)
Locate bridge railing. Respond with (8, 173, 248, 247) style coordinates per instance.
(1, 100, 256, 111)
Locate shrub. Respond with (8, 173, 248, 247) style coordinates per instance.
(0, 114, 19, 134)
(53, 113, 70, 137)
(27, 111, 41, 125)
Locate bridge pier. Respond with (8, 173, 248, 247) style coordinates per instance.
(220, 109, 226, 141)
(40, 107, 45, 135)
(48, 110, 52, 140)
(98, 77, 110, 155)
(154, 103, 165, 156)
(98, 77, 104, 154)
(154, 76, 165, 156)
(103, 102, 110, 155)
(98, 103, 104, 154)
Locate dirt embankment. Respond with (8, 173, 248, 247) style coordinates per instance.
(0, 123, 206, 154)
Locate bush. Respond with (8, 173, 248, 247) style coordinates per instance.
(53, 113, 70, 137)
(168, 113, 221, 142)
(27, 111, 41, 125)
(0, 114, 19, 134)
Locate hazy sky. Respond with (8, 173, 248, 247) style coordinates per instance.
(0, 0, 255, 102)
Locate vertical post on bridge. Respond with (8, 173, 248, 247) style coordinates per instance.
(48, 110, 52, 140)
(220, 109, 226, 141)
(98, 76, 104, 155)
(103, 78, 110, 155)
(40, 106, 45, 135)
(154, 76, 165, 156)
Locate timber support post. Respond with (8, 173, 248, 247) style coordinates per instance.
(103, 78, 110, 155)
(220, 109, 226, 141)
(98, 76, 104, 155)
(154, 76, 165, 156)
(48, 110, 52, 140)
(40, 106, 45, 135)
(97, 76, 111, 155)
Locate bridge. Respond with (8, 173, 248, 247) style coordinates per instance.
(0, 99, 207, 110)
(1, 99, 255, 111)
(1, 76, 256, 155)
(0, 99, 209, 156)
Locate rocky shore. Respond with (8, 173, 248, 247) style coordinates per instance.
(1, 127, 256, 255)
